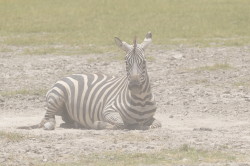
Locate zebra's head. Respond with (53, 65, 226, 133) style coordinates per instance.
(114, 32, 152, 91)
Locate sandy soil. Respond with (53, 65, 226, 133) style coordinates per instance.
(0, 45, 250, 165)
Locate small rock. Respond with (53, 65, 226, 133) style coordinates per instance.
(211, 100, 218, 104)
(244, 96, 250, 102)
(172, 53, 183, 59)
(0, 158, 5, 163)
(102, 62, 109, 66)
(169, 115, 174, 118)
(122, 144, 128, 148)
(193, 127, 212, 131)
(245, 98, 250, 102)
(28, 96, 36, 101)
(238, 86, 244, 90)
(0, 95, 4, 102)
(146, 146, 154, 149)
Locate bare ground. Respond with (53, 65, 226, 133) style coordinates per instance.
(0, 45, 250, 165)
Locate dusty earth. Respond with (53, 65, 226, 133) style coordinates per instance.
(0, 44, 250, 165)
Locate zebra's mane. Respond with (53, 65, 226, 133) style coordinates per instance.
(133, 36, 137, 54)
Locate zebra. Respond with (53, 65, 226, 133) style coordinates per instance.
(19, 32, 162, 130)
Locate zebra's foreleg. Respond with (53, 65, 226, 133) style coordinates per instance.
(94, 109, 125, 130)
(144, 117, 162, 129)
(104, 110, 125, 129)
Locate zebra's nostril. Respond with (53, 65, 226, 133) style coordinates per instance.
(130, 79, 140, 87)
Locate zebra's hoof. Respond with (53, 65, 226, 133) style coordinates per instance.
(94, 121, 113, 130)
(44, 122, 55, 130)
(149, 124, 161, 129)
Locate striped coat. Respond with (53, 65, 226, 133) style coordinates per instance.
(46, 73, 157, 129)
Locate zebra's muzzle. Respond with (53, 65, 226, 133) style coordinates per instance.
(128, 82, 140, 89)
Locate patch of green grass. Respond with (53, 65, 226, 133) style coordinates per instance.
(0, 47, 13, 52)
(22, 45, 114, 56)
(23, 47, 59, 55)
(233, 81, 250, 87)
(0, 89, 47, 97)
(147, 56, 156, 62)
(0, 0, 250, 48)
(0, 131, 26, 142)
(192, 63, 233, 72)
(110, 55, 124, 61)
(115, 133, 151, 142)
(38, 145, 247, 166)
(87, 57, 98, 63)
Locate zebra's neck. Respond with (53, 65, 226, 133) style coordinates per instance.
(117, 74, 156, 124)
(127, 73, 153, 102)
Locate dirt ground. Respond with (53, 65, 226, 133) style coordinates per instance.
(0, 45, 250, 165)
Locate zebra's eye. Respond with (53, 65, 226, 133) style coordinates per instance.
(138, 60, 145, 66)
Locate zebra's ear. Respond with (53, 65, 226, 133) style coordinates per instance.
(140, 32, 152, 50)
(114, 37, 131, 52)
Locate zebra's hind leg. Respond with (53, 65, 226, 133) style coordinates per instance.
(60, 109, 83, 129)
(93, 109, 125, 130)
(42, 92, 65, 130)
(43, 117, 56, 130)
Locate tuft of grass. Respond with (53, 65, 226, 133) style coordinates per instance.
(23, 47, 59, 55)
(233, 81, 250, 87)
(0, 47, 13, 53)
(0, 131, 26, 142)
(87, 57, 98, 63)
(22, 45, 114, 56)
(147, 56, 156, 62)
(114, 133, 152, 142)
(0, 89, 47, 97)
(0, 0, 250, 48)
(37, 145, 247, 166)
(107, 55, 125, 62)
(191, 63, 233, 72)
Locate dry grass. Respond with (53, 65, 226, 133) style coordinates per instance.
(37, 145, 248, 166)
(0, 131, 26, 142)
(233, 81, 250, 88)
(191, 63, 233, 72)
(0, 0, 250, 49)
(0, 88, 47, 97)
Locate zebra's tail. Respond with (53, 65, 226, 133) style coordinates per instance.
(17, 119, 46, 130)
(17, 123, 42, 130)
